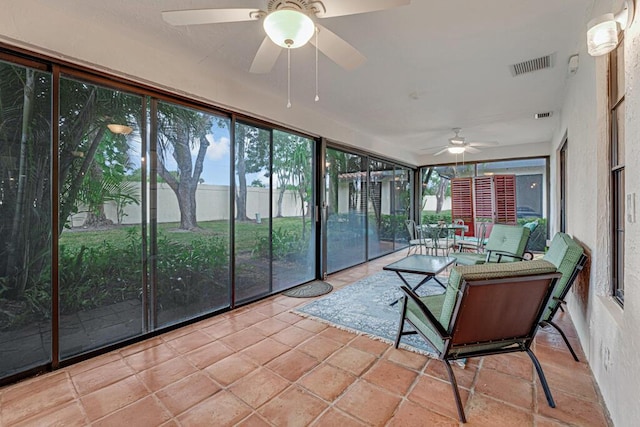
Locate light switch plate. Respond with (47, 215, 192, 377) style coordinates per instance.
(627, 193, 636, 223)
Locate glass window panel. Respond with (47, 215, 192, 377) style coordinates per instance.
(154, 101, 231, 327)
(234, 122, 271, 302)
(58, 77, 144, 358)
(393, 167, 411, 250)
(272, 130, 315, 291)
(325, 148, 366, 273)
(615, 41, 625, 102)
(614, 101, 625, 165)
(421, 158, 548, 251)
(368, 159, 396, 259)
(613, 169, 625, 301)
(419, 166, 454, 224)
(0, 60, 52, 378)
(610, 39, 625, 305)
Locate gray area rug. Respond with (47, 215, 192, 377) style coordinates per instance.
(283, 280, 333, 298)
(293, 270, 446, 356)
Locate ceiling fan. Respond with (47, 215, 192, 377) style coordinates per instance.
(428, 128, 499, 156)
(161, 0, 410, 74)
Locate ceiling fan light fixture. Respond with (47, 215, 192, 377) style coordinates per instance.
(448, 146, 465, 154)
(107, 123, 133, 135)
(263, 9, 315, 48)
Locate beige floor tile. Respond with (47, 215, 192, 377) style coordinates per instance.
(298, 363, 356, 401)
(0, 252, 611, 427)
(155, 372, 221, 416)
(335, 380, 402, 425)
(258, 386, 327, 426)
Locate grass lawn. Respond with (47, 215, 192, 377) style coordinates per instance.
(59, 217, 313, 253)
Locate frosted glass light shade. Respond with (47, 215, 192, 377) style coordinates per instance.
(263, 10, 314, 48)
(587, 13, 619, 56)
(107, 124, 133, 135)
(448, 146, 465, 154)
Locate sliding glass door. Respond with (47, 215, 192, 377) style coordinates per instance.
(0, 58, 53, 376)
(153, 101, 231, 328)
(324, 148, 367, 273)
(272, 130, 315, 291)
(58, 76, 145, 358)
(234, 123, 317, 303)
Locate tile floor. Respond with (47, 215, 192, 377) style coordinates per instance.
(0, 252, 610, 426)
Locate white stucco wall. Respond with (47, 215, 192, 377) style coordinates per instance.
(550, 1, 640, 424)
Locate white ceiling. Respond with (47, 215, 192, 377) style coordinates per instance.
(4, 0, 596, 165)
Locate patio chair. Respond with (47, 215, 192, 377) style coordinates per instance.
(456, 221, 488, 253)
(422, 224, 455, 256)
(394, 260, 561, 423)
(538, 232, 587, 361)
(451, 223, 531, 265)
(453, 218, 466, 240)
(405, 219, 427, 256)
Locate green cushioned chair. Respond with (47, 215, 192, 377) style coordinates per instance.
(395, 260, 561, 423)
(452, 223, 531, 266)
(538, 232, 587, 361)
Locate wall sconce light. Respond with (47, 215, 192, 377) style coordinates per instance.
(587, 0, 635, 56)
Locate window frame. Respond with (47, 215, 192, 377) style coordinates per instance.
(609, 36, 625, 306)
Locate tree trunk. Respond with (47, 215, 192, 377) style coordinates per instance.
(59, 127, 106, 235)
(178, 181, 198, 230)
(82, 162, 112, 228)
(277, 185, 286, 218)
(421, 168, 433, 211)
(435, 179, 447, 213)
(235, 138, 250, 221)
(6, 69, 35, 295)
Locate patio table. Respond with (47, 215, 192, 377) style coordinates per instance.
(384, 254, 456, 305)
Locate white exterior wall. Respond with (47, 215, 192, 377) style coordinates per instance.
(71, 183, 302, 226)
(550, 1, 640, 424)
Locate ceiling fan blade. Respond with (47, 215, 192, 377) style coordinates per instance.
(315, 0, 410, 18)
(250, 36, 282, 73)
(162, 8, 261, 26)
(468, 141, 499, 147)
(311, 24, 366, 70)
(432, 147, 450, 156)
(465, 146, 481, 153)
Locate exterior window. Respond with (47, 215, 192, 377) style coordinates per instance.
(609, 38, 625, 305)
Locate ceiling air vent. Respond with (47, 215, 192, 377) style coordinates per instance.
(510, 54, 554, 77)
(534, 112, 553, 119)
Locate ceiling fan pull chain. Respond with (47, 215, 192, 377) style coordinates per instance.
(287, 45, 292, 108)
(315, 26, 319, 102)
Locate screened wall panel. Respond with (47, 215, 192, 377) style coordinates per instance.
(234, 122, 271, 303)
(325, 148, 367, 273)
(153, 101, 231, 328)
(271, 130, 315, 291)
(0, 59, 53, 377)
(58, 77, 145, 358)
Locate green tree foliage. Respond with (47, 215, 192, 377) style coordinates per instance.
(273, 131, 313, 236)
(0, 64, 52, 298)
